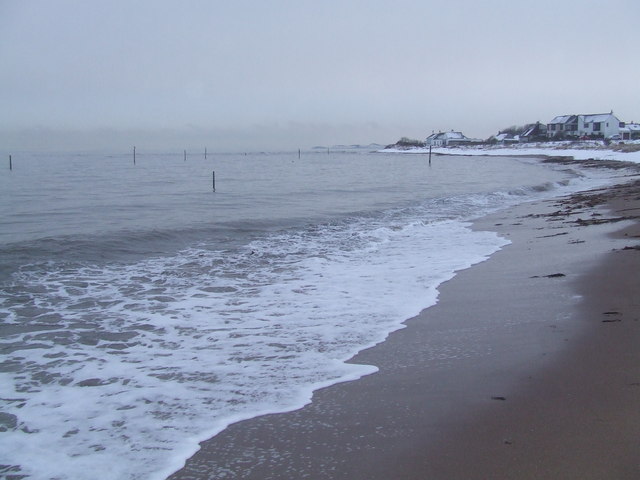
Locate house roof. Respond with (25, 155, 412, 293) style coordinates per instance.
(494, 133, 512, 141)
(493, 133, 519, 142)
(521, 124, 545, 137)
(581, 113, 618, 123)
(449, 132, 465, 139)
(549, 115, 576, 124)
(550, 113, 618, 124)
(436, 131, 467, 140)
(426, 131, 470, 142)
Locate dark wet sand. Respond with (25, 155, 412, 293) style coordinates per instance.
(168, 172, 640, 480)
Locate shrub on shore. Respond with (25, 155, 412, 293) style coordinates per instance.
(386, 137, 426, 149)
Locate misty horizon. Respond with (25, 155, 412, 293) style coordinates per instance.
(2, 0, 639, 153)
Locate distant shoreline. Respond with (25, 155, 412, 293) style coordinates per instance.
(382, 139, 640, 164)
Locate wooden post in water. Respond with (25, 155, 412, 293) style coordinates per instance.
(298, 148, 301, 159)
(205, 147, 207, 159)
(9, 155, 12, 171)
(429, 145, 432, 165)
(184, 150, 187, 162)
(133, 146, 136, 165)
(212, 171, 216, 192)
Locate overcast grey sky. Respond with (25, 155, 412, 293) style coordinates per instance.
(1, 0, 639, 152)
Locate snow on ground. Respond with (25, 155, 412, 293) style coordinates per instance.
(383, 140, 640, 164)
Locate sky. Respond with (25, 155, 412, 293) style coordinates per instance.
(1, 0, 639, 152)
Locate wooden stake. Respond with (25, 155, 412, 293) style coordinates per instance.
(184, 150, 187, 162)
(9, 155, 12, 171)
(429, 145, 432, 165)
(212, 171, 216, 191)
(133, 146, 136, 165)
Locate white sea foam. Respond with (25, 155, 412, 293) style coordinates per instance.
(0, 203, 512, 479)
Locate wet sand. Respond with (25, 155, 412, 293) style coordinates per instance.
(168, 169, 640, 479)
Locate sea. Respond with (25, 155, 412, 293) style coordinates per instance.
(0, 148, 614, 479)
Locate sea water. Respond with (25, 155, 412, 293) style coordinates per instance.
(0, 149, 613, 479)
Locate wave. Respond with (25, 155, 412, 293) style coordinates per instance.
(0, 175, 584, 285)
(0, 189, 515, 479)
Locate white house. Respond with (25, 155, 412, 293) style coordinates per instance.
(425, 131, 472, 146)
(579, 112, 622, 138)
(620, 122, 640, 140)
(547, 112, 622, 139)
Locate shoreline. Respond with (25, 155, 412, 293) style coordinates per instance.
(380, 140, 640, 164)
(168, 165, 640, 479)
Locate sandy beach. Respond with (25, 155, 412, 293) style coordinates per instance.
(168, 160, 640, 480)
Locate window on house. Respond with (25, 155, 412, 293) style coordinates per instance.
(593, 123, 601, 131)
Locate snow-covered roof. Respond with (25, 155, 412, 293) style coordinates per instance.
(550, 113, 618, 124)
(434, 131, 467, 140)
(521, 126, 537, 136)
(426, 131, 470, 142)
(581, 113, 616, 123)
(493, 133, 519, 142)
(447, 132, 465, 139)
(549, 115, 576, 124)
